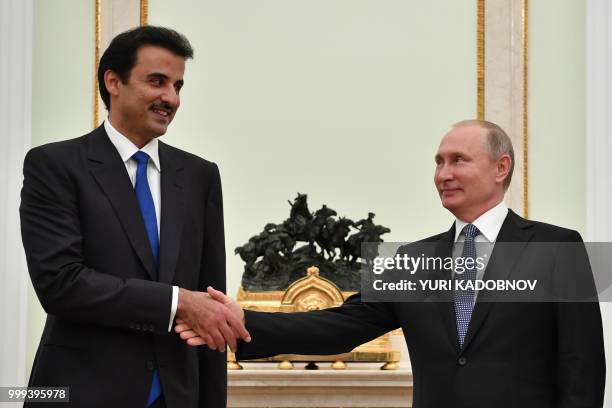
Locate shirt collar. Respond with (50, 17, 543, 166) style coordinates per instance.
(104, 119, 161, 172)
(453, 200, 509, 243)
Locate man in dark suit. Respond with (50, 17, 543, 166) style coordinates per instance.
(20, 26, 249, 408)
(178, 120, 605, 407)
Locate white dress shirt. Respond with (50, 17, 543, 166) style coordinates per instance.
(451, 201, 509, 297)
(104, 119, 178, 332)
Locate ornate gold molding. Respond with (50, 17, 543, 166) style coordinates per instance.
(93, 0, 149, 128)
(140, 0, 148, 26)
(93, 0, 101, 129)
(233, 267, 400, 370)
(480, 0, 529, 218)
(279, 267, 345, 312)
(477, 0, 485, 120)
(522, 0, 529, 218)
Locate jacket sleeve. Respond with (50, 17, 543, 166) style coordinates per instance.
(554, 230, 605, 407)
(20, 146, 172, 335)
(237, 294, 399, 360)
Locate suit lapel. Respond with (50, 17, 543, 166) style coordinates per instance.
(158, 142, 185, 285)
(461, 210, 534, 350)
(87, 126, 158, 280)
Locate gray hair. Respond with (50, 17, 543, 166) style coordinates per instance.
(453, 119, 515, 191)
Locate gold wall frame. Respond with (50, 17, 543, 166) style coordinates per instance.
(522, 0, 529, 218)
(477, 0, 485, 120)
(93, 0, 148, 128)
(93, 0, 528, 216)
(477, 0, 529, 218)
(93, 0, 101, 129)
(140, 0, 148, 27)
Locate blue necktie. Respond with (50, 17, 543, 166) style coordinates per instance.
(454, 223, 479, 349)
(132, 151, 162, 407)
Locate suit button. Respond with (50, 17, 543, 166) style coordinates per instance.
(146, 361, 155, 371)
(457, 357, 467, 366)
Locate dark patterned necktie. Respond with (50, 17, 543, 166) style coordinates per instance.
(454, 223, 479, 349)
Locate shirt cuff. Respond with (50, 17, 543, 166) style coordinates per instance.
(168, 285, 179, 332)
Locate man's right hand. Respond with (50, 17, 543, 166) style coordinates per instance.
(176, 288, 251, 352)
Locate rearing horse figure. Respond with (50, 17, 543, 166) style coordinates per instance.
(308, 205, 338, 254)
(342, 213, 390, 264)
(317, 217, 354, 260)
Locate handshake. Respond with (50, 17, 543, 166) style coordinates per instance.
(174, 286, 250, 353)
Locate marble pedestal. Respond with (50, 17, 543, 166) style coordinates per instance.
(228, 362, 413, 407)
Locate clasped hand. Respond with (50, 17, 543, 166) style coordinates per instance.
(175, 286, 248, 352)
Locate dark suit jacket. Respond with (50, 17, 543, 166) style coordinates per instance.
(20, 126, 227, 408)
(238, 210, 605, 408)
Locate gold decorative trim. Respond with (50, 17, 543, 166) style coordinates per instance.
(476, 0, 485, 120)
(522, 0, 529, 218)
(234, 267, 401, 368)
(92, 0, 527, 215)
(140, 0, 148, 26)
(93, 0, 148, 128)
(93, 0, 101, 129)
(279, 266, 345, 312)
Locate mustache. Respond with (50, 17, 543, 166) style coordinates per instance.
(150, 103, 173, 112)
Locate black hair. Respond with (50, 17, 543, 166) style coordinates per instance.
(97, 25, 194, 110)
